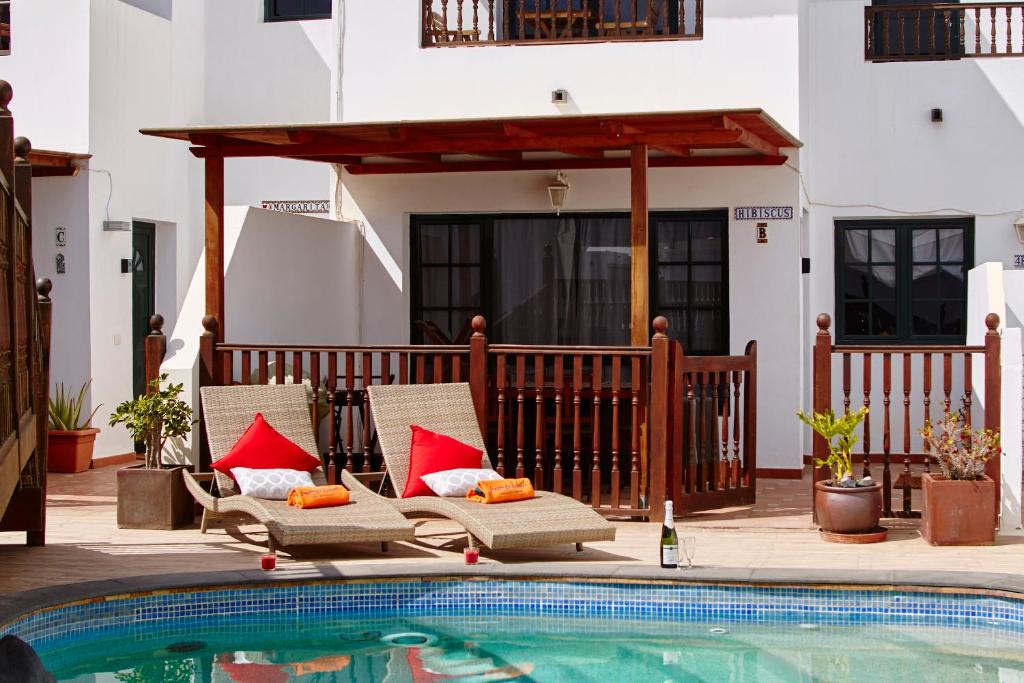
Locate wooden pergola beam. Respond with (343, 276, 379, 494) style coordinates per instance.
(190, 130, 750, 160)
(723, 116, 779, 157)
(343, 154, 787, 175)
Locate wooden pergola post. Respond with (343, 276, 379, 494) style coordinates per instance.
(630, 144, 649, 348)
(205, 155, 226, 336)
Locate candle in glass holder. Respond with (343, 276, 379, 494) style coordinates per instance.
(261, 553, 277, 571)
(464, 548, 479, 565)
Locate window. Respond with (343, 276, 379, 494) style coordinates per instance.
(410, 211, 729, 352)
(1, 1, 10, 55)
(651, 212, 729, 354)
(835, 219, 973, 344)
(411, 219, 486, 345)
(265, 0, 331, 22)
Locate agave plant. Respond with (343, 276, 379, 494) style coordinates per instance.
(49, 381, 101, 431)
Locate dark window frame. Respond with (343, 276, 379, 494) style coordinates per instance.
(410, 210, 730, 354)
(0, 0, 10, 55)
(834, 218, 974, 345)
(649, 210, 730, 355)
(264, 0, 332, 23)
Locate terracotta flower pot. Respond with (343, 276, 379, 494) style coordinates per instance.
(921, 473, 996, 546)
(117, 465, 195, 530)
(814, 481, 882, 534)
(47, 428, 100, 473)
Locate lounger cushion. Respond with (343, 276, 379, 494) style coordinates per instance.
(402, 425, 484, 498)
(421, 467, 502, 497)
(212, 412, 322, 480)
(232, 467, 314, 500)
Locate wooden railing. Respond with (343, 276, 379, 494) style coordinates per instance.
(422, 0, 704, 47)
(0, 80, 53, 546)
(812, 313, 1001, 519)
(146, 314, 758, 523)
(865, 3, 1024, 61)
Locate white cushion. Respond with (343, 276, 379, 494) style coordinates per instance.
(231, 467, 314, 500)
(420, 468, 503, 497)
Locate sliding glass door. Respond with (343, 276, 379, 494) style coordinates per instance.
(410, 211, 728, 353)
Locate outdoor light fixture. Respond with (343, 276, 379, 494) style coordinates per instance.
(547, 171, 570, 214)
(1014, 211, 1024, 244)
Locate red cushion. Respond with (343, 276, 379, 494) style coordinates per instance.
(402, 425, 484, 498)
(212, 413, 322, 480)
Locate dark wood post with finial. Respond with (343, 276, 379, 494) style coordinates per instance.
(469, 315, 488, 437)
(144, 314, 166, 395)
(28, 278, 52, 546)
(0, 80, 13, 184)
(199, 315, 220, 388)
(983, 312, 1001, 523)
(13, 137, 31, 218)
(647, 315, 670, 523)
(811, 313, 833, 524)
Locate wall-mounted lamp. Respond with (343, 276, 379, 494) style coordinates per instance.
(547, 171, 570, 214)
(1014, 211, 1024, 244)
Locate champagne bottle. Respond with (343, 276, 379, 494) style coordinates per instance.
(660, 501, 679, 569)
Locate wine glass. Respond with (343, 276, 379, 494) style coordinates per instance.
(681, 536, 696, 569)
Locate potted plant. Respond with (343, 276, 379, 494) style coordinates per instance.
(798, 407, 883, 538)
(47, 381, 101, 473)
(919, 411, 999, 546)
(109, 373, 195, 530)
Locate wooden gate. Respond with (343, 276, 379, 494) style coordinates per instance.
(0, 81, 53, 546)
(650, 319, 757, 514)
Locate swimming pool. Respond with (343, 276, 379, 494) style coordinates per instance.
(5, 573, 1024, 681)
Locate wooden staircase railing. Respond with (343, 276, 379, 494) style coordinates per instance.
(0, 80, 53, 546)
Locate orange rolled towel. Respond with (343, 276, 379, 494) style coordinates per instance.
(467, 478, 535, 504)
(287, 485, 350, 509)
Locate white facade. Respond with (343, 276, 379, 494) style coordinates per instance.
(10, 1, 1024, 477)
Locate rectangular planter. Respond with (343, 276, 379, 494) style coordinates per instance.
(116, 465, 195, 530)
(921, 472, 996, 546)
(47, 428, 100, 473)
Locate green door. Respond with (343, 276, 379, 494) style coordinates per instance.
(132, 222, 156, 401)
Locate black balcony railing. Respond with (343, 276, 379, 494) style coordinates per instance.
(422, 0, 703, 47)
(865, 3, 1024, 61)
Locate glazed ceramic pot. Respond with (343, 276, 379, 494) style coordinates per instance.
(814, 481, 883, 534)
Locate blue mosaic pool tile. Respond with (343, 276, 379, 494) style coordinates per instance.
(6, 578, 1024, 653)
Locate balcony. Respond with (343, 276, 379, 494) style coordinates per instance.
(421, 0, 703, 47)
(865, 3, 1024, 61)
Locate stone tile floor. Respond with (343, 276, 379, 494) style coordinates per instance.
(1, 465, 1023, 595)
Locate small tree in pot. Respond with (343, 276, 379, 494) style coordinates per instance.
(919, 411, 1000, 546)
(109, 374, 196, 530)
(798, 407, 883, 538)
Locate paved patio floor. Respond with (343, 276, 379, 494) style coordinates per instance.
(2, 465, 1023, 595)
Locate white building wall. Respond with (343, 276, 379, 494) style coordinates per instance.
(341, 160, 804, 471)
(340, 1, 801, 134)
(31, 174, 92, 399)
(802, 0, 1024, 462)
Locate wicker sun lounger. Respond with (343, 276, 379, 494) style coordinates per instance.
(356, 382, 616, 551)
(184, 384, 415, 553)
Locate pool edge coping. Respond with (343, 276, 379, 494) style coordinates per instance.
(4, 563, 1024, 631)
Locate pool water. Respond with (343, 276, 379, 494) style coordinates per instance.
(41, 614, 1024, 682)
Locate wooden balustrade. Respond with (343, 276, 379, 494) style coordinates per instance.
(138, 312, 761, 523)
(866, 3, 1024, 61)
(812, 313, 1001, 520)
(0, 81, 51, 547)
(422, 0, 703, 47)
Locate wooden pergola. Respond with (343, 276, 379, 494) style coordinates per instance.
(27, 149, 90, 178)
(142, 109, 800, 346)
